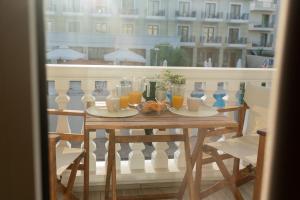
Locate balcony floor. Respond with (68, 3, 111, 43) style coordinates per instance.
(72, 180, 254, 199)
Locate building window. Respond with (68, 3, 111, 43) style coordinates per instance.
(230, 4, 241, 19)
(228, 28, 239, 43)
(205, 3, 216, 18)
(148, 25, 159, 36)
(179, 1, 191, 16)
(260, 33, 268, 46)
(123, 24, 134, 35)
(65, 0, 80, 12)
(47, 21, 56, 32)
(262, 14, 270, 27)
(178, 25, 189, 41)
(95, 0, 108, 13)
(148, 0, 160, 16)
(203, 27, 215, 41)
(122, 0, 134, 9)
(67, 21, 80, 32)
(96, 23, 108, 33)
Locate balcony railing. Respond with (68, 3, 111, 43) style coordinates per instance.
(226, 37, 248, 44)
(119, 8, 139, 15)
(249, 23, 275, 29)
(252, 42, 273, 48)
(250, 1, 277, 11)
(148, 9, 165, 17)
(175, 10, 197, 18)
(200, 36, 222, 43)
(227, 13, 249, 20)
(180, 35, 196, 43)
(47, 65, 273, 186)
(201, 12, 223, 20)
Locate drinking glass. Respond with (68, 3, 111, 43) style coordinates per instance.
(171, 84, 185, 109)
(128, 77, 144, 106)
(116, 85, 130, 109)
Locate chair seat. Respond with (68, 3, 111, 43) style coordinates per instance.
(207, 135, 259, 165)
(56, 147, 84, 176)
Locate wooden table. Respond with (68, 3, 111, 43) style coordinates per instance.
(85, 111, 238, 200)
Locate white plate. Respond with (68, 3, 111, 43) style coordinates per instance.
(168, 106, 218, 117)
(87, 106, 138, 118)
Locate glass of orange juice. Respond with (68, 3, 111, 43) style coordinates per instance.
(128, 77, 144, 106)
(171, 84, 185, 109)
(116, 85, 130, 109)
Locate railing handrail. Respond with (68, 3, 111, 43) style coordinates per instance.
(47, 65, 274, 81)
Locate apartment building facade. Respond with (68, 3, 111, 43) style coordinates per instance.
(45, 0, 278, 67)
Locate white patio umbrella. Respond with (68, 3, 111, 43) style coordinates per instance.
(104, 49, 146, 63)
(47, 46, 87, 60)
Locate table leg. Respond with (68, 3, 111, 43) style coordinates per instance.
(105, 130, 115, 199)
(111, 130, 117, 200)
(183, 128, 196, 200)
(253, 135, 266, 200)
(84, 129, 90, 200)
(178, 128, 207, 200)
(194, 129, 207, 199)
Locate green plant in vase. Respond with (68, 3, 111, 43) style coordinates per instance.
(160, 70, 186, 107)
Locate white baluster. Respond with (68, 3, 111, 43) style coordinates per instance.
(81, 80, 96, 108)
(226, 81, 240, 106)
(204, 81, 216, 106)
(105, 130, 121, 171)
(55, 79, 71, 149)
(128, 129, 145, 171)
(81, 131, 97, 173)
(81, 79, 97, 172)
(174, 129, 186, 170)
(151, 129, 169, 170)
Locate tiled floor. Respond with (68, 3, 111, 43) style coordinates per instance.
(73, 180, 254, 200)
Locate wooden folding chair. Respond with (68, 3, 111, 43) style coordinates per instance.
(48, 109, 88, 200)
(199, 84, 271, 199)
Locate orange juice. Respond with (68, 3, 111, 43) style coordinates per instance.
(120, 96, 129, 109)
(129, 91, 142, 105)
(172, 95, 184, 109)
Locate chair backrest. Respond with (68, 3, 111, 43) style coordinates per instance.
(243, 84, 271, 135)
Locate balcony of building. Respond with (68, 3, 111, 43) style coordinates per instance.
(249, 23, 275, 32)
(46, 32, 180, 50)
(227, 13, 249, 23)
(90, 6, 112, 17)
(47, 65, 273, 197)
(201, 11, 224, 22)
(250, 1, 277, 12)
(250, 41, 273, 51)
(175, 10, 197, 21)
(119, 8, 139, 18)
(225, 37, 248, 48)
(199, 36, 223, 47)
(179, 35, 196, 46)
(146, 9, 166, 20)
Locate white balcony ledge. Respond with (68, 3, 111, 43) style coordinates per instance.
(249, 26, 274, 32)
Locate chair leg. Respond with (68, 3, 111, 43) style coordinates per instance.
(64, 153, 85, 198)
(210, 149, 244, 200)
(183, 128, 196, 200)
